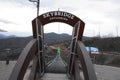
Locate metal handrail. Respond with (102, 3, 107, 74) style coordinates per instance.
(9, 39, 38, 80)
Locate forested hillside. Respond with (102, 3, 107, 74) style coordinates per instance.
(84, 37, 120, 53)
(0, 33, 120, 67)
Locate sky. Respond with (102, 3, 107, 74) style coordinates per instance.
(0, 0, 120, 37)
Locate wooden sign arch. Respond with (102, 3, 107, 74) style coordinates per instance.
(31, 11, 97, 80)
(32, 11, 85, 40)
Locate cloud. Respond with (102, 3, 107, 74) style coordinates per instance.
(40, 0, 57, 8)
(0, 19, 16, 24)
(0, 0, 30, 5)
(0, 0, 120, 37)
(105, 8, 120, 21)
(0, 2, 35, 36)
(110, 0, 120, 3)
(0, 28, 7, 32)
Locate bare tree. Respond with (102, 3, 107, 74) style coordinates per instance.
(116, 26, 119, 37)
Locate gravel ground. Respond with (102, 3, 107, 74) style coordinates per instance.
(95, 65, 120, 80)
(0, 61, 120, 80)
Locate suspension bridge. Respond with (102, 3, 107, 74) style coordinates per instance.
(9, 11, 97, 80)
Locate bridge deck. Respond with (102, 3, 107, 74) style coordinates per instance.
(42, 55, 69, 80)
(45, 55, 67, 73)
(41, 73, 69, 80)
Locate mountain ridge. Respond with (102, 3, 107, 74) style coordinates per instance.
(0, 34, 16, 39)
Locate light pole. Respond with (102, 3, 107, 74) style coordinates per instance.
(29, 0, 43, 75)
(29, 0, 40, 17)
(116, 26, 119, 37)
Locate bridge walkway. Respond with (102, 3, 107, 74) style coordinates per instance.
(41, 73, 69, 80)
(41, 54, 69, 80)
(45, 55, 67, 73)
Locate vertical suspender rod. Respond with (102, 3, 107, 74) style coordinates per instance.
(68, 21, 81, 78)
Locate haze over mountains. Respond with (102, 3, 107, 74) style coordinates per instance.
(0, 32, 120, 53)
(0, 32, 72, 51)
(0, 32, 72, 43)
(0, 34, 16, 39)
(0, 32, 72, 60)
(0, 32, 120, 67)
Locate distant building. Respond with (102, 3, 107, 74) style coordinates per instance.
(86, 47, 101, 54)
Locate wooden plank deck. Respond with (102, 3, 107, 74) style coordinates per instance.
(41, 73, 69, 80)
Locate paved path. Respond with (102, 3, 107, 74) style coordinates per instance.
(95, 65, 120, 80)
(0, 61, 120, 80)
(0, 61, 16, 80)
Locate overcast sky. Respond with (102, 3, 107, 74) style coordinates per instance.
(0, 0, 120, 37)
